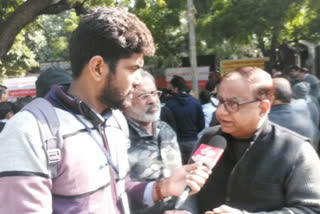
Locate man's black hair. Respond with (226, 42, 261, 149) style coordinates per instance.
(205, 79, 218, 92)
(199, 89, 211, 105)
(170, 75, 190, 93)
(0, 85, 7, 98)
(69, 7, 155, 78)
(0, 101, 13, 119)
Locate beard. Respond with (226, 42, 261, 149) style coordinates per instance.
(100, 73, 133, 110)
(126, 103, 161, 123)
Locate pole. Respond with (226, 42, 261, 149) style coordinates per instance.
(187, 0, 198, 97)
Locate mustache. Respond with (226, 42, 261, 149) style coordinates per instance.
(145, 103, 160, 112)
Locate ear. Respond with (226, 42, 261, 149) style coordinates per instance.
(87, 55, 108, 82)
(259, 99, 271, 117)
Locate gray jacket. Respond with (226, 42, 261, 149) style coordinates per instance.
(197, 120, 320, 213)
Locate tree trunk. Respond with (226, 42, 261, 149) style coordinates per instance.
(187, 0, 199, 97)
(0, 0, 54, 58)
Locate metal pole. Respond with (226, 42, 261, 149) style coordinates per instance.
(187, 0, 198, 97)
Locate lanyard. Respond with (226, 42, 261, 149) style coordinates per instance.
(49, 92, 119, 174)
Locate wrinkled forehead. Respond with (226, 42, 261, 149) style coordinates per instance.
(219, 71, 272, 99)
(219, 76, 253, 100)
(134, 76, 157, 93)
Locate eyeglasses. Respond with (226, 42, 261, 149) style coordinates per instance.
(137, 90, 162, 100)
(218, 98, 260, 113)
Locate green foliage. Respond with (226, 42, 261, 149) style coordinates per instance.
(29, 10, 79, 63)
(131, 0, 187, 69)
(0, 0, 24, 19)
(196, 0, 320, 62)
(1, 0, 320, 78)
(0, 30, 38, 77)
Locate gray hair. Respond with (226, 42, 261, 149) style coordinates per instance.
(140, 69, 155, 83)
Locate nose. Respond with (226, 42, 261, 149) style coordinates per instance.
(148, 93, 159, 104)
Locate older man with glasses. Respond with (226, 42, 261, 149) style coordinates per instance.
(197, 67, 320, 214)
(124, 70, 198, 213)
(124, 70, 182, 181)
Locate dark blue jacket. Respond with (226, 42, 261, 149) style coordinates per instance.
(269, 104, 316, 143)
(165, 93, 204, 142)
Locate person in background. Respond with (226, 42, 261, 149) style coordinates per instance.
(292, 81, 320, 129)
(165, 75, 205, 164)
(0, 7, 210, 213)
(205, 79, 220, 127)
(269, 78, 317, 148)
(160, 88, 177, 132)
(124, 70, 197, 213)
(0, 85, 9, 102)
(198, 89, 216, 138)
(198, 67, 320, 214)
(205, 78, 219, 108)
(124, 70, 182, 181)
(160, 105, 177, 133)
(12, 96, 34, 113)
(36, 66, 73, 98)
(0, 101, 14, 132)
(271, 67, 283, 78)
(289, 65, 320, 100)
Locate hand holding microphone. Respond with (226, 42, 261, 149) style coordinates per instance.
(134, 135, 226, 214)
(153, 161, 212, 200)
(133, 157, 212, 214)
(174, 135, 227, 209)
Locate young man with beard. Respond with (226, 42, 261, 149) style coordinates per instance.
(0, 8, 210, 214)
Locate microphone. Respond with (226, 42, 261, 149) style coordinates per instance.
(174, 135, 227, 209)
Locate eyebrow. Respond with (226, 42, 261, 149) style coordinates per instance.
(131, 63, 143, 69)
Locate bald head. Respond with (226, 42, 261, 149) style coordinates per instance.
(272, 78, 292, 104)
(222, 67, 274, 101)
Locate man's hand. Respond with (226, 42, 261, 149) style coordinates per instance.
(205, 205, 243, 214)
(161, 162, 211, 197)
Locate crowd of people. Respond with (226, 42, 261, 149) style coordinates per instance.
(0, 6, 320, 214)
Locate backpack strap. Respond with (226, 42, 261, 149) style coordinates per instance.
(22, 97, 62, 178)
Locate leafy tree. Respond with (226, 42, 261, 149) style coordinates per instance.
(196, 0, 320, 68)
(130, 0, 188, 73)
(0, 0, 130, 77)
(26, 10, 79, 63)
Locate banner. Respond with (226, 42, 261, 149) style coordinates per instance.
(220, 58, 269, 75)
(164, 66, 210, 89)
(2, 76, 38, 98)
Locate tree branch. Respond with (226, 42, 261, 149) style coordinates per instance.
(0, 0, 88, 59)
(40, 0, 72, 15)
(0, 0, 53, 58)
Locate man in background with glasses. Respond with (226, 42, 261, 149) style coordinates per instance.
(124, 70, 197, 213)
(124, 70, 182, 182)
(198, 67, 320, 214)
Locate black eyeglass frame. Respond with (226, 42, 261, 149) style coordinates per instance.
(218, 98, 260, 113)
